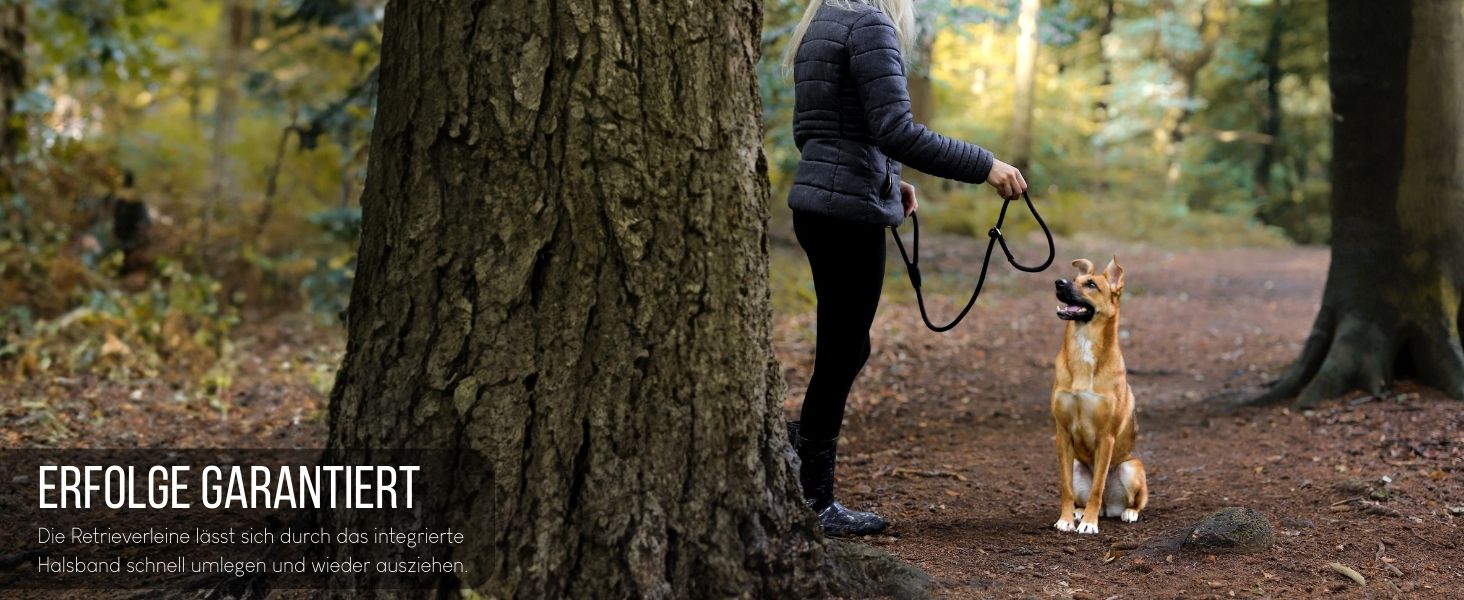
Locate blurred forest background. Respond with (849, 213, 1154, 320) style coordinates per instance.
(1, 0, 1330, 398)
(761, 0, 1329, 245)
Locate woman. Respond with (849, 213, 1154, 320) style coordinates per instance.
(783, 0, 1027, 536)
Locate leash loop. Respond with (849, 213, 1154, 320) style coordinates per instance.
(890, 190, 1056, 333)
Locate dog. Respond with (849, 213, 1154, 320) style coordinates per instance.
(1050, 257, 1147, 534)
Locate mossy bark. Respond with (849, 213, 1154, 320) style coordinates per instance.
(324, 1, 828, 596)
(1256, 0, 1464, 407)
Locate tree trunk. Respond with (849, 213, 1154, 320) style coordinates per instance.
(905, 31, 936, 188)
(1153, 0, 1225, 205)
(0, 1, 24, 180)
(1256, 0, 1463, 407)
(1092, 0, 1115, 199)
(201, 1, 248, 256)
(1161, 71, 1197, 202)
(1009, 0, 1041, 171)
(324, 1, 829, 596)
(1252, 0, 1285, 199)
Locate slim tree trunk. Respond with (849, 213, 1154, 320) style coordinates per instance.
(202, 1, 247, 256)
(324, 1, 830, 595)
(1153, 0, 1226, 205)
(905, 31, 936, 188)
(1161, 72, 1197, 202)
(0, 1, 24, 180)
(1256, 0, 1464, 407)
(1092, 0, 1116, 199)
(907, 41, 934, 128)
(1009, 0, 1041, 171)
(1253, 0, 1285, 199)
(253, 112, 298, 240)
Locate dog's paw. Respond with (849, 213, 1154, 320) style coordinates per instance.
(1076, 521, 1100, 535)
(1121, 509, 1140, 523)
(1054, 519, 1075, 532)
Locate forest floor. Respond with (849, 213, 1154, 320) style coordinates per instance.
(772, 233, 1463, 599)
(1, 233, 1460, 598)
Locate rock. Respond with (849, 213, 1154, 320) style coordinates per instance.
(1121, 508, 1274, 566)
(823, 538, 933, 600)
(1369, 477, 1392, 501)
(1184, 507, 1274, 554)
(1335, 477, 1369, 494)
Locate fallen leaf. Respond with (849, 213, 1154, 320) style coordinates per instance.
(1328, 562, 1366, 586)
(101, 333, 131, 358)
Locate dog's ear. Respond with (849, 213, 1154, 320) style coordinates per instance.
(1104, 255, 1125, 294)
(1072, 259, 1094, 276)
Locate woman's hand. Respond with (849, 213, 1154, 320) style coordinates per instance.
(899, 181, 918, 217)
(987, 159, 1028, 200)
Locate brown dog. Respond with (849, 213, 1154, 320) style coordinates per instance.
(1050, 257, 1147, 534)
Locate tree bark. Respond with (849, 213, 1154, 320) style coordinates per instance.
(1009, 0, 1041, 172)
(1255, 0, 1464, 407)
(324, 1, 830, 596)
(0, 1, 24, 180)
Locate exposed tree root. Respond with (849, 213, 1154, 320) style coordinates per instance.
(822, 539, 933, 600)
(0, 549, 45, 571)
(1407, 321, 1464, 400)
(1254, 301, 1464, 408)
(1252, 309, 1335, 406)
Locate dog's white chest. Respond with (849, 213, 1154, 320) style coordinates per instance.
(1073, 330, 1096, 366)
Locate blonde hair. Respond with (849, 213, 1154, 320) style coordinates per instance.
(782, 0, 918, 75)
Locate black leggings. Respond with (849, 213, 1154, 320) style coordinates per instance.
(793, 210, 886, 441)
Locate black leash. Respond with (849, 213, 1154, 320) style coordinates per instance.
(890, 190, 1056, 332)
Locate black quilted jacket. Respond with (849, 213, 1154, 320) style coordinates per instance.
(788, 1, 995, 226)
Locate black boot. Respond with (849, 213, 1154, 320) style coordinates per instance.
(797, 435, 888, 536)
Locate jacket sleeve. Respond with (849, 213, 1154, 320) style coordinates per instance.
(847, 10, 994, 184)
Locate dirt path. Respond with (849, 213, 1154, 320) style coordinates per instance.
(774, 235, 1462, 598)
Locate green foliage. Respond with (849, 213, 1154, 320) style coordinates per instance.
(761, 0, 1331, 247)
(2, 0, 1339, 388)
(301, 206, 359, 317)
(1, 253, 237, 383)
(27, 0, 168, 81)
(14, 0, 383, 302)
(1, 0, 383, 387)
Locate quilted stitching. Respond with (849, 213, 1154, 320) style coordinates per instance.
(787, 2, 995, 226)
